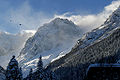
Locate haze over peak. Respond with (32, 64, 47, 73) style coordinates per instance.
(0, 30, 35, 68)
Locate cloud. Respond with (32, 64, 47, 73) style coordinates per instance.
(4, 1, 51, 32)
(1, 0, 120, 34)
(54, 0, 120, 32)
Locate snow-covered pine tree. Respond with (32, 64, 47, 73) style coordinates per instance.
(36, 55, 44, 80)
(6, 55, 23, 80)
(28, 68, 33, 80)
(37, 55, 43, 71)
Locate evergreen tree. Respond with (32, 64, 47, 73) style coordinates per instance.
(49, 71, 56, 80)
(36, 55, 44, 80)
(18, 67, 23, 80)
(37, 55, 43, 72)
(6, 55, 23, 80)
(28, 68, 33, 80)
(44, 70, 57, 80)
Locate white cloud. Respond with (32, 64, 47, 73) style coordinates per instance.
(54, 0, 120, 32)
(3, 0, 120, 33)
(5, 1, 51, 31)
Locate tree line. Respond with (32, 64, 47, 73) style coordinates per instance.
(5, 55, 56, 80)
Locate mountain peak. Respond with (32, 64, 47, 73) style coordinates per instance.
(52, 18, 68, 22)
(116, 5, 120, 11)
(53, 17, 63, 21)
(37, 18, 80, 36)
(105, 5, 120, 24)
(111, 5, 120, 17)
(75, 5, 120, 49)
(50, 18, 74, 25)
(18, 17, 82, 77)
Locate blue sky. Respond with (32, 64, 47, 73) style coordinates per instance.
(0, 0, 119, 33)
(5, 0, 113, 14)
(29, 0, 113, 14)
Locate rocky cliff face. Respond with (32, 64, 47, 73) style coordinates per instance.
(47, 6, 120, 80)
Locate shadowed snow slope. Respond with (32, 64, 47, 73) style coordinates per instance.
(18, 18, 82, 77)
(74, 6, 120, 49)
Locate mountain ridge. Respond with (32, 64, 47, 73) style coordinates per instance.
(18, 18, 82, 77)
(46, 5, 120, 80)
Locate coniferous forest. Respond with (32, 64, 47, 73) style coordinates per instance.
(5, 55, 56, 80)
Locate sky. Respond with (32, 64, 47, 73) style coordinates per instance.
(0, 0, 120, 33)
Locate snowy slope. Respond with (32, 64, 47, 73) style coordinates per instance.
(75, 6, 120, 49)
(18, 18, 81, 77)
(0, 30, 35, 68)
(47, 6, 120, 80)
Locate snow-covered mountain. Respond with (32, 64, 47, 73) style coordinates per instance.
(18, 18, 82, 77)
(47, 6, 120, 80)
(74, 6, 120, 49)
(0, 30, 35, 68)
